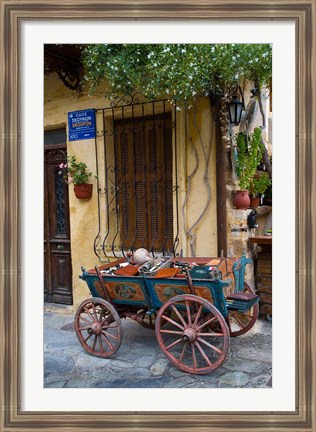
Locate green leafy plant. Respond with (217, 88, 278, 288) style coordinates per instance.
(58, 155, 96, 185)
(81, 43, 272, 108)
(249, 174, 272, 197)
(235, 127, 264, 191)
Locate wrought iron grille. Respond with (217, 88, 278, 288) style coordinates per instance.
(93, 94, 179, 259)
(55, 170, 66, 235)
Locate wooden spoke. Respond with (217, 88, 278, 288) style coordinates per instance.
(83, 333, 93, 344)
(160, 329, 183, 335)
(193, 304, 203, 327)
(197, 332, 224, 337)
(179, 342, 188, 363)
(79, 315, 93, 326)
(197, 337, 223, 354)
(99, 305, 107, 322)
(191, 344, 197, 370)
(185, 300, 192, 326)
(83, 306, 95, 322)
(78, 325, 92, 331)
(100, 333, 113, 351)
(195, 341, 213, 367)
(165, 337, 183, 351)
(97, 335, 103, 353)
(134, 309, 165, 329)
(90, 303, 98, 321)
(91, 335, 97, 352)
(195, 315, 217, 332)
(103, 323, 119, 330)
(232, 312, 246, 326)
(171, 305, 187, 328)
(102, 330, 119, 341)
(161, 314, 185, 331)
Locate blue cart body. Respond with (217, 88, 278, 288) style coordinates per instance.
(79, 254, 253, 318)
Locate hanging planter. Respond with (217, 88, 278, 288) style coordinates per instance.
(232, 190, 251, 210)
(57, 155, 97, 201)
(73, 183, 93, 199)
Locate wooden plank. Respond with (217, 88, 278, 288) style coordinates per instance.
(249, 235, 272, 245)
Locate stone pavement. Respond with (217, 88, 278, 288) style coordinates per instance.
(44, 304, 272, 389)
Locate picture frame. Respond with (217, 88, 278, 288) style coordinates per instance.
(1, 0, 315, 430)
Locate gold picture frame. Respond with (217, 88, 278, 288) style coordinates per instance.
(1, 0, 315, 430)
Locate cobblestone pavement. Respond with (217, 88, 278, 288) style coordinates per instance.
(44, 305, 272, 389)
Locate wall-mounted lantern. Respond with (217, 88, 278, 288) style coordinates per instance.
(227, 82, 245, 126)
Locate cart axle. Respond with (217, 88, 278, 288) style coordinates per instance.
(182, 328, 197, 343)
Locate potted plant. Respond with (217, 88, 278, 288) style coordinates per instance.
(58, 155, 97, 199)
(248, 174, 272, 209)
(233, 127, 264, 210)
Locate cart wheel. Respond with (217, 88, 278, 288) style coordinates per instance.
(156, 294, 230, 375)
(135, 308, 170, 329)
(74, 297, 123, 358)
(227, 283, 259, 337)
(135, 309, 158, 329)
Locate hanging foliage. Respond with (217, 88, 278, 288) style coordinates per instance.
(81, 43, 272, 107)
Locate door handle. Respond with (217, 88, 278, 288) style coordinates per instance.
(57, 245, 64, 251)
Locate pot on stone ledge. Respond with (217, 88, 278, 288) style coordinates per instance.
(249, 196, 260, 209)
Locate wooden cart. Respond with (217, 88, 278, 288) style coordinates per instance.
(75, 254, 259, 375)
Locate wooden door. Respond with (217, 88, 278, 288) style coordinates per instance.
(44, 146, 73, 304)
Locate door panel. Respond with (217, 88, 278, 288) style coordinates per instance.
(44, 147, 73, 305)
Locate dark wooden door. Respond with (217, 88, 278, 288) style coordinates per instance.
(44, 147, 73, 304)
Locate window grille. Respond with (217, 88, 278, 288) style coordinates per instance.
(93, 95, 179, 259)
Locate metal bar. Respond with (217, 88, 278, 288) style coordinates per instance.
(150, 101, 158, 256)
(111, 106, 121, 257)
(120, 105, 128, 256)
(173, 103, 180, 256)
(99, 106, 114, 256)
(161, 101, 169, 255)
(93, 111, 102, 259)
(141, 104, 148, 248)
(130, 103, 138, 251)
(102, 108, 111, 255)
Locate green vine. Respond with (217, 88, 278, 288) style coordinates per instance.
(249, 174, 272, 197)
(81, 44, 272, 107)
(235, 128, 264, 191)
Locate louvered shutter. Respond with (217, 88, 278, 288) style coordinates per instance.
(115, 114, 173, 252)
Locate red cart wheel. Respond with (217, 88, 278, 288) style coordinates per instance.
(227, 283, 259, 337)
(135, 309, 158, 329)
(156, 294, 230, 375)
(135, 308, 170, 329)
(74, 297, 123, 358)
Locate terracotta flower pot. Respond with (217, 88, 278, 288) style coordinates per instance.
(232, 190, 250, 210)
(249, 197, 260, 209)
(73, 183, 93, 199)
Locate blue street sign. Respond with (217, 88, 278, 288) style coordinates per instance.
(68, 109, 96, 141)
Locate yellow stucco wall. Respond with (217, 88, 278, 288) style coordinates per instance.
(177, 99, 218, 258)
(44, 73, 218, 306)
